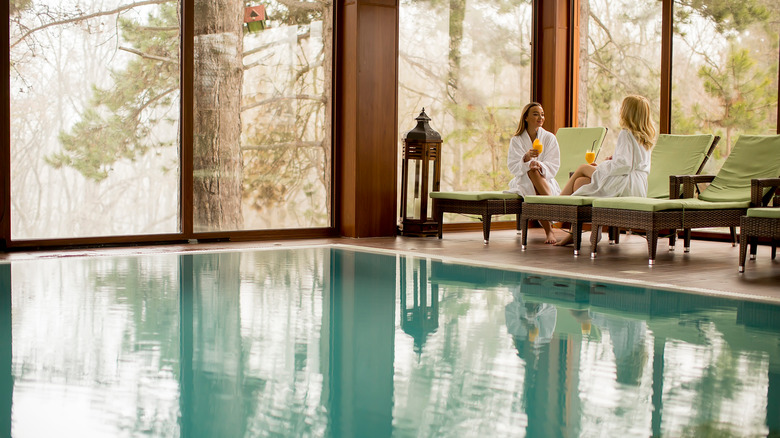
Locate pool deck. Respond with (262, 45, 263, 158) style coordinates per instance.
(2, 228, 779, 304)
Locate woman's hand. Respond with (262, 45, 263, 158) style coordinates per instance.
(524, 149, 540, 162)
(529, 160, 542, 172)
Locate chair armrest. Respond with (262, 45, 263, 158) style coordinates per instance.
(751, 177, 780, 207)
(670, 174, 715, 199)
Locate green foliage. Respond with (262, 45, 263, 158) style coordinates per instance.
(694, 46, 776, 154)
(238, 1, 330, 219)
(49, 108, 149, 181)
(674, 0, 769, 34)
(670, 99, 702, 134)
(9, 0, 33, 16)
(48, 3, 180, 181)
(260, 0, 321, 26)
(445, 102, 514, 190)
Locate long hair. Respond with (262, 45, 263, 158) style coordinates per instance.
(513, 102, 542, 137)
(619, 95, 656, 150)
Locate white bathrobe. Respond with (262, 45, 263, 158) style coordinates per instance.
(506, 127, 561, 196)
(573, 129, 651, 197)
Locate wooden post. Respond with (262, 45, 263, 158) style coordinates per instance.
(336, 0, 400, 238)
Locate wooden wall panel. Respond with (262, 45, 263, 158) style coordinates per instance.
(337, 0, 399, 238)
(660, 0, 672, 134)
(337, 2, 359, 237)
(1, 0, 9, 248)
(534, 0, 573, 133)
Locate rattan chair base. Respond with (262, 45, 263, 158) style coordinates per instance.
(739, 216, 780, 272)
(591, 207, 746, 263)
(432, 198, 523, 243)
(520, 203, 592, 255)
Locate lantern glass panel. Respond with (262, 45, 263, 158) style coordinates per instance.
(406, 159, 423, 220)
(426, 159, 435, 220)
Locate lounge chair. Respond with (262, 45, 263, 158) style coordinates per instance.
(520, 134, 719, 255)
(590, 134, 780, 265)
(554, 127, 609, 187)
(738, 178, 780, 272)
(430, 127, 608, 243)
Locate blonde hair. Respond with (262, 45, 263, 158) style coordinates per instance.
(513, 102, 542, 137)
(619, 95, 656, 150)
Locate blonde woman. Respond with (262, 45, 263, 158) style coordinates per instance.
(556, 95, 656, 246)
(507, 102, 561, 243)
(561, 95, 655, 197)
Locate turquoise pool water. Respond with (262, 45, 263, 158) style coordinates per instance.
(1, 246, 779, 437)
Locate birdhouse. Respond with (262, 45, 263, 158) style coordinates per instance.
(399, 108, 442, 237)
(244, 5, 267, 33)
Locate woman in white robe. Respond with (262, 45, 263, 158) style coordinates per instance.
(507, 102, 561, 243)
(556, 95, 656, 246)
(571, 128, 651, 197)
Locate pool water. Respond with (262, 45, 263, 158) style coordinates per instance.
(1, 246, 779, 437)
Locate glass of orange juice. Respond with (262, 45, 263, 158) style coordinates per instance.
(585, 151, 596, 164)
(532, 139, 543, 157)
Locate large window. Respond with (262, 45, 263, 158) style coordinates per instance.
(578, 0, 662, 158)
(397, 0, 533, 222)
(8, 0, 333, 241)
(193, 0, 332, 233)
(671, 1, 779, 172)
(9, 0, 181, 239)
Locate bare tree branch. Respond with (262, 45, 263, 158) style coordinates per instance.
(241, 94, 326, 112)
(275, 0, 326, 14)
(11, 0, 174, 49)
(119, 46, 177, 64)
(401, 52, 444, 82)
(243, 53, 275, 70)
(137, 26, 178, 32)
(243, 30, 311, 58)
(588, 10, 615, 49)
(242, 140, 323, 151)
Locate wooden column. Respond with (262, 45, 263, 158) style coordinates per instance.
(533, 0, 576, 132)
(1, 0, 9, 248)
(659, 0, 673, 134)
(336, 0, 399, 238)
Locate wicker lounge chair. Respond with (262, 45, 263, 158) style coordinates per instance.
(738, 178, 780, 272)
(431, 127, 608, 243)
(590, 134, 780, 265)
(429, 191, 522, 243)
(520, 134, 719, 255)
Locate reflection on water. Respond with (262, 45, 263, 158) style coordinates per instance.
(2, 248, 779, 437)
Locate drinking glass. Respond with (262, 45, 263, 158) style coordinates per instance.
(585, 151, 596, 164)
(532, 139, 543, 158)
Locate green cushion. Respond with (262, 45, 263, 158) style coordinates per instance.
(674, 199, 751, 210)
(554, 127, 607, 187)
(524, 195, 595, 206)
(592, 196, 750, 212)
(747, 208, 780, 219)
(646, 134, 714, 198)
(699, 135, 780, 202)
(592, 197, 684, 212)
(429, 191, 521, 201)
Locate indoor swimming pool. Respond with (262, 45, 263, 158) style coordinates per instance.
(1, 245, 778, 437)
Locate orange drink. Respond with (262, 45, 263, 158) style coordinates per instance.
(532, 139, 543, 154)
(585, 151, 596, 164)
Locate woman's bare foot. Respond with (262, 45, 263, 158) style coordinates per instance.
(544, 230, 557, 244)
(554, 233, 573, 247)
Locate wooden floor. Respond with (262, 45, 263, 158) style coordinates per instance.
(2, 227, 779, 304)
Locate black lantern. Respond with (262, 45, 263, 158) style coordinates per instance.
(399, 256, 439, 353)
(399, 108, 442, 236)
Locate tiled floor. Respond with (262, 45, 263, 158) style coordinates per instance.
(2, 227, 779, 303)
